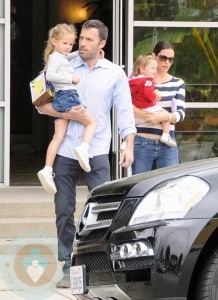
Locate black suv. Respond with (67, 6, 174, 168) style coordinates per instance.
(71, 158, 218, 300)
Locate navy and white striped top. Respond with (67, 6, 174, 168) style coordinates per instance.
(136, 76, 185, 136)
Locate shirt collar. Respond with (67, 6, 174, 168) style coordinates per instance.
(73, 55, 110, 70)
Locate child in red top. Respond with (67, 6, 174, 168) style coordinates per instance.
(129, 54, 176, 147)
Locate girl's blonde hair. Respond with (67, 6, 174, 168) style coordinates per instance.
(43, 23, 77, 69)
(132, 54, 155, 76)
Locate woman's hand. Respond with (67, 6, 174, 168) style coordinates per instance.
(144, 110, 169, 124)
(133, 105, 169, 125)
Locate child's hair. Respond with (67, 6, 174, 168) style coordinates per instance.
(43, 23, 77, 69)
(132, 54, 155, 76)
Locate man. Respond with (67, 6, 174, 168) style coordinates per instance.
(39, 19, 136, 288)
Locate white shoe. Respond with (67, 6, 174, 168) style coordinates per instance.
(73, 145, 91, 172)
(160, 133, 177, 147)
(37, 168, 57, 194)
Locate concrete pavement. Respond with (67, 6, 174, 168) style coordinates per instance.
(0, 186, 89, 300)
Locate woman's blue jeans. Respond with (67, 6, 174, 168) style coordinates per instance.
(132, 134, 179, 175)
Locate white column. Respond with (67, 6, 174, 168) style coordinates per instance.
(0, 0, 10, 187)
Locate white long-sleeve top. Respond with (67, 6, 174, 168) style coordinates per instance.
(46, 51, 78, 92)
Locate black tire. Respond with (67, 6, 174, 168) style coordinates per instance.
(194, 247, 218, 300)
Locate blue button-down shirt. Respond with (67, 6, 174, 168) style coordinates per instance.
(57, 56, 136, 159)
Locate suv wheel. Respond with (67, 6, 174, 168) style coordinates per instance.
(194, 247, 218, 300)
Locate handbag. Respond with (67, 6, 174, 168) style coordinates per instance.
(29, 72, 54, 106)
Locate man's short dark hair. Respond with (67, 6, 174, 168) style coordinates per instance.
(82, 19, 108, 41)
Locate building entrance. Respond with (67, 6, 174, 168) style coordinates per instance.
(10, 0, 124, 186)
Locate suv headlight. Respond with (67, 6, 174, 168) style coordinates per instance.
(129, 176, 209, 225)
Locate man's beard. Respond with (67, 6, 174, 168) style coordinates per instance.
(79, 48, 98, 60)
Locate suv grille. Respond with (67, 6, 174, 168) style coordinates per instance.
(74, 252, 111, 273)
(76, 194, 125, 241)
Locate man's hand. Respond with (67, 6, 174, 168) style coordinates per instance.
(68, 105, 88, 122)
(119, 147, 134, 168)
(119, 134, 135, 168)
(38, 103, 88, 121)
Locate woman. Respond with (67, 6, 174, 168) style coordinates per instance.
(132, 41, 185, 174)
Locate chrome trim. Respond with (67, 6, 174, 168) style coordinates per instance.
(78, 202, 121, 237)
(92, 202, 121, 212)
